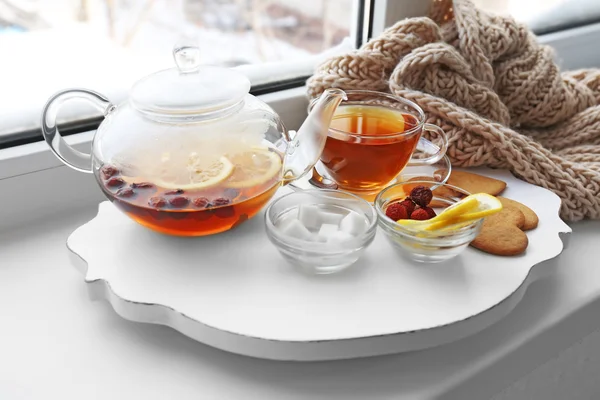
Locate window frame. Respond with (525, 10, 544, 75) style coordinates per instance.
(2, 0, 600, 180)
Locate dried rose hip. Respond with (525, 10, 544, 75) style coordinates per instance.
(131, 182, 154, 189)
(101, 165, 119, 179)
(385, 202, 409, 221)
(165, 189, 184, 195)
(215, 206, 235, 218)
(399, 198, 416, 215)
(169, 196, 189, 207)
(213, 197, 231, 206)
(106, 177, 125, 188)
(148, 196, 166, 208)
(409, 186, 433, 207)
(410, 208, 432, 221)
(116, 188, 135, 198)
(422, 206, 437, 219)
(193, 197, 211, 208)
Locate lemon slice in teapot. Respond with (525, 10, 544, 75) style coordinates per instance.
(155, 154, 235, 190)
(225, 147, 282, 188)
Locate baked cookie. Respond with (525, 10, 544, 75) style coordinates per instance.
(485, 205, 525, 230)
(497, 197, 539, 231)
(435, 169, 507, 196)
(470, 223, 529, 256)
(469, 201, 528, 256)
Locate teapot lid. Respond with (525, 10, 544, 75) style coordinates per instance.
(130, 44, 251, 117)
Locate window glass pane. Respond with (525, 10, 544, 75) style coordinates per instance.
(472, 0, 600, 34)
(2, 0, 353, 64)
(0, 0, 357, 142)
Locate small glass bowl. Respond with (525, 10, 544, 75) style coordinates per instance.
(375, 180, 483, 263)
(265, 189, 377, 274)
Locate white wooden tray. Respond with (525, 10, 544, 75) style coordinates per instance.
(67, 168, 571, 361)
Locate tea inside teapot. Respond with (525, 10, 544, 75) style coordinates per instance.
(97, 126, 285, 236)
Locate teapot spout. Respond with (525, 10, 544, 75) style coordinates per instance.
(283, 88, 347, 182)
(306, 88, 348, 124)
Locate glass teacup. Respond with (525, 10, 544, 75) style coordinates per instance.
(308, 90, 448, 194)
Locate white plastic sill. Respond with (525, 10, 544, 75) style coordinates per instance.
(1, 177, 600, 399)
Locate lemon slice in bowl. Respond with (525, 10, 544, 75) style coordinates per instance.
(440, 193, 503, 221)
(155, 155, 235, 190)
(225, 147, 282, 189)
(434, 195, 479, 220)
(396, 193, 503, 232)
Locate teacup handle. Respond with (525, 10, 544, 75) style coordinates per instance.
(407, 124, 448, 166)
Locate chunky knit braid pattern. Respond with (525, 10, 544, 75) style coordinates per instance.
(306, 0, 600, 221)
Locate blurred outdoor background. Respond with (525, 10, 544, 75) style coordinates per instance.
(0, 0, 354, 66)
(0, 0, 593, 139)
(0, 0, 591, 68)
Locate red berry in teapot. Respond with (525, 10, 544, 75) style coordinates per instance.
(169, 196, 189, 208)
(116, 188, 135, 198)
(106, 177, 125, 188)
(148, 196, 166, 208)
(131, 182, 154, 189)
(213, 198, 231, 206)
(101, 165, 119, 180)
(193, 197, 211, 208)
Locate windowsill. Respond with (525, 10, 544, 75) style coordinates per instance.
(521, 0, 600, 34)
(1, 195, 600, 398)
(1, 48, 600, 396)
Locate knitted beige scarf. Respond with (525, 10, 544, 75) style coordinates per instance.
(306, 0, 600, 221)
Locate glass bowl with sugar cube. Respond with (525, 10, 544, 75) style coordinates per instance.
(265, 189, 377, 274)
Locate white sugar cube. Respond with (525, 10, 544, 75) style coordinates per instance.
(328, 231, 355, 243)
(318, 210, 344, 226)
(277, 218, 312, 241)
(339, 211, 366, 236)
(298, 204, 321, 230)
(316, 223, 340, 242)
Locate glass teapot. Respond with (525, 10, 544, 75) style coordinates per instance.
(41, 45, 346, 237)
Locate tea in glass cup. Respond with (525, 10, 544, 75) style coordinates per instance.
(314, 90, 448, 193)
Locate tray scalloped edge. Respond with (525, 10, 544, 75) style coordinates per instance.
(66, 198, 572, 362)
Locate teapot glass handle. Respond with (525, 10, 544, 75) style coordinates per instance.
(41, 89, 113, 173)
